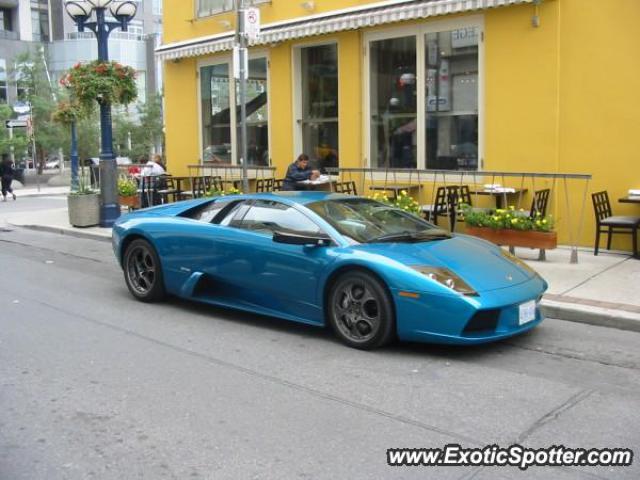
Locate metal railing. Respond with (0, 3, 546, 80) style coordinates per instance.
(326, 167, 592, 264)
(187, 164, 276, 183)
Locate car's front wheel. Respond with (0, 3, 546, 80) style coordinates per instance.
(123, 239, 165, 302)
(328, 271, 395, 349)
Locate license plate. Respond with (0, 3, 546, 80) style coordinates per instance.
(519, 300, 537, 325)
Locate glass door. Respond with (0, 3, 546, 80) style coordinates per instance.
(299, 44, 339, 172)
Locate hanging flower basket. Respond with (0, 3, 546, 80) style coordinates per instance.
(52, 100, 82, 125)
(59, 60, 137, 111)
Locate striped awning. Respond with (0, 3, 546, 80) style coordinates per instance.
(157, 0, 535, 61)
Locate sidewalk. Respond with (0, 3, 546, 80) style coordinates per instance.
(2, 192, 639, 333)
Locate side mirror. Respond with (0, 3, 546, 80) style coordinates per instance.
(272, 230, 332, 247)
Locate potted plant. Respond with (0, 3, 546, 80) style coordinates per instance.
(118, 176, 139, 209)
(203, 186, 242, 197)
(462, 206, 557, 250)
(68, 166, 100, 228)
(369, 190, 422, 216)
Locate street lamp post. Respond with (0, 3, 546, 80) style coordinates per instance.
(64, 0, 137, 227)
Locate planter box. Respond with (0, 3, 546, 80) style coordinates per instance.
(68, 193, 100, 228)
(119, 194, 140, 209)
(466, 226, 557, 250)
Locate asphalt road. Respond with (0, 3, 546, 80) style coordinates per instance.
(0, 214, 638, 479)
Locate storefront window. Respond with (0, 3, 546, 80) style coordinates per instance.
(369, 36, 417, 168)
(236, 58, 269, 165)
(300, 44, 339, 171)
(201, 58, 269, 165)
(368, 25, 480, 171)
(425, 27, 479, 170)
(201, 63, 232, 163)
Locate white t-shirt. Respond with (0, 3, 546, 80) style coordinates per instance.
(141, 161, 165, 176)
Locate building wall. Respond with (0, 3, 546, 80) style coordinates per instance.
(162, 0, 640, 251)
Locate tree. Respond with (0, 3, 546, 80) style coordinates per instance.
(113, 93, 164, 162)
(0, 104, 29, 159)
(13, 49, 65, 171)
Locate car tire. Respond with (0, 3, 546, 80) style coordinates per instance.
(328, 270, 395, 350)
(123, 239, 166, 302)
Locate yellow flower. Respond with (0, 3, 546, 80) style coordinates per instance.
(509, 206, 515, 210)
(401, 190, 407, 196)
(542, 219, 548, 224)
(536, 220, 542, 226)
(519, 208, 524, 212)
(492, 216, 499, 221)
(496, 209, 505, 214)
(511, 218, 518, 224)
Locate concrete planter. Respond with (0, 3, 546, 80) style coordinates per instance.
(68, 193, 100, 228)
(466, 226, 557, 250)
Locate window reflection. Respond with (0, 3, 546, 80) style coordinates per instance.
(236, 58, 269, 166)
(201, 63, 232, 163)
(425, 27, 479, 170)
(300, 44, 339, 172)
(370, 36, 417, 168)
(201, 58, 269, 165)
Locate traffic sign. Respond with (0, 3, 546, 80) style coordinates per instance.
(5, 119, 27, 128)
(244, 7, 260, 41)
(12, 101, 30, 114)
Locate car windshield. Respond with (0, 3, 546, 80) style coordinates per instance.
(306, 198, 450, 244)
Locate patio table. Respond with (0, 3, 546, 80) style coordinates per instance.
(469, 187, 528, 209)
(618, 196, 640, 204)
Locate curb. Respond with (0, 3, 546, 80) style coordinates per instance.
(540, 299, 640, 333)
(10, 224, 112, 243)
(13, 191, 69, 198)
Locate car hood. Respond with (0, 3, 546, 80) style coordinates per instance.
(350, 234, 534, 292)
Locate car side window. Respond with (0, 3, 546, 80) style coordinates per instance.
(218, 201, 251, 226)
(236, 200, 322, 235)
(182, 199, 232, 223)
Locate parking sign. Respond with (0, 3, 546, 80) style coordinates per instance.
(244, 7, 260, 41)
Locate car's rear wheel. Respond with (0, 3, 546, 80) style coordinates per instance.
(328, 271, 395, 349)
(123, 239, 165, 302)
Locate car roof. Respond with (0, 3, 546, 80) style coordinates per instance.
(239, 191, 351, 205)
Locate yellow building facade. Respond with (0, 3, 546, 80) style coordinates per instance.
(159, 0, 640, 252)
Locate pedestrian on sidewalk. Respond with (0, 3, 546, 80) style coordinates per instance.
(0, 154, 17, 201)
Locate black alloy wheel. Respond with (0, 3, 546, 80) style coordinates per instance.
(328, 270, 395, 349)
(123, 239, 166, 302)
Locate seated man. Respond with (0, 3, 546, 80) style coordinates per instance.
(282, 154, 320, 191)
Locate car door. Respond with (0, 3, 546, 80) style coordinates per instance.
(158, 198, 246, 295)
(213, 199, 336, 324)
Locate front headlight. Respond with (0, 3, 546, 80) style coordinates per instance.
(501, 249, 538, 276)
(411, 266, 477, 296)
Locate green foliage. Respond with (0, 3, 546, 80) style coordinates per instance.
(13, 50, 66, 166)
(69, 165, 96, 195)
(113, 93, 164, 161)
(0, 104, 29, 156)
(368, 190, 421, 216)
(204, 186, 241, 197)
(60, 61, 137, 112)
(117, 176, 138, 196)
(462, 205, 555, 232)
